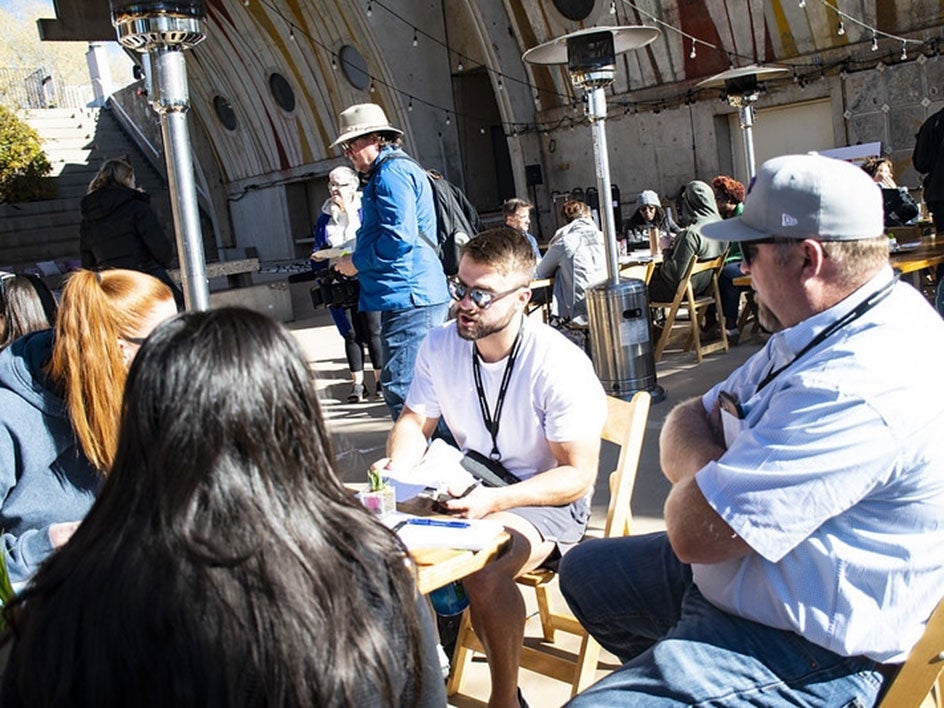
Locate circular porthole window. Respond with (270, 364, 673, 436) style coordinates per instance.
(212, 95, 237, 131)
(552, 0, 594, 21)
(339, 45, 370, 91)
(268, 73, 296, 113)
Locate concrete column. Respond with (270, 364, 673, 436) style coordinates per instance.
(85, 42, 114, 106)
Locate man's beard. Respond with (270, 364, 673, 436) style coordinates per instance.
(755, 296, 784, 333)
(457, 306, 518, 341)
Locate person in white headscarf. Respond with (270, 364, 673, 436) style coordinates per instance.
(310, 166, 381, 403)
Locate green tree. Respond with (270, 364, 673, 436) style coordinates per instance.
(0, 105, 54, 203)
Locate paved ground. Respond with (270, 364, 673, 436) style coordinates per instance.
(287, 307, 765, 707)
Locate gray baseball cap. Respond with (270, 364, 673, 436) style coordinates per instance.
(701, 153, 884, 242)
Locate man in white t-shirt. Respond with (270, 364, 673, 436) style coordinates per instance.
(376, 227, 607, 708)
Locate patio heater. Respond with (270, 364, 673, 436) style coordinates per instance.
(697, 65, 790, 180)
(110, 0, 210, 311)
(524, 27, 665, 402)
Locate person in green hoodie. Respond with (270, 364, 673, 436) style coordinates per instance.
(648, 180, 727, 303)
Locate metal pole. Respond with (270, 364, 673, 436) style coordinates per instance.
(150, 46, 209, 311)
(587, 87, 620, 286)
(740, 102, 757, 180)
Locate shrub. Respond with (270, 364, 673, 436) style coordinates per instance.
(0, 105, 55, 203)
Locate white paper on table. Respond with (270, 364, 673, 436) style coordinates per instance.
(385, 439, 476, 502)
(382, 511, 504, 551)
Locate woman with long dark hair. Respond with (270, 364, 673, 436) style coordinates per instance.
(0, 273, 58, 350)
(2, 307, 446, 707)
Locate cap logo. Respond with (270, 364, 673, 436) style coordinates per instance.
(781, 213, 798, 227)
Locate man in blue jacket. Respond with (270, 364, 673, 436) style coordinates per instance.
(333, 104, 450, 420)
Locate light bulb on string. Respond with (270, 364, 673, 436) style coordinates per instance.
(369, 81, 376, 93)
(497, 76, 504, 90)
(901, 43, 908, 61)
(332, 55, 338, 70)
(243, 0, 249, 6)
(798, 0, 806, 7)
(871, 33, 878, 51)
(445, 113, 451, 126)
(480, 127, 486, 134)
(837, 20, 845, 36)
(289, 24, 295, 42)
(609, 0, 616, 14)
(408, 98, 413, 111)
(412, 29, 418, 47)
(457, 59, 464, 72)
(366, 2, 372, 17)
(689, 41, 696, 59)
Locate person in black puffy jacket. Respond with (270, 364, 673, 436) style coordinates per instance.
(80, 157, 184, 309)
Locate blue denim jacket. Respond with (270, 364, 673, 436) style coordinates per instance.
(353, 146, 449, 311)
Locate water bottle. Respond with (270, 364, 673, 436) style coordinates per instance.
(428, 581, 469, 616)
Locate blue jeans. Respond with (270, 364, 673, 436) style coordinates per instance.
(380, 302, 449, 422)
(559, 533, 886, 707)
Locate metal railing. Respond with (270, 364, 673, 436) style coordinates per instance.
(0, 67, 93, 109)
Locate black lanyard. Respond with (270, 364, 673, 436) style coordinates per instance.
(472, 321, 524, 460)
(756, 276, 898, 394)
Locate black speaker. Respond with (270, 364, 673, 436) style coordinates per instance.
(525, 164, 543, 186)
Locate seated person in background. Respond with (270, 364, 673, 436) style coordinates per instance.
(535, 199, 607, 354)
(624, 189, 679, 248)
(0, 273, 58, 350)
(375, 228, 606, 708)
(711, 175, 748, 343)
(648, 180, 726, 303)
(310, 165, 382, 403)
(559, 154, 944, 706)
(502, 197, 542, 261)
(861, 156, 919, 227)
(2, 307, 446, 708)
(0, 269, 175, 585)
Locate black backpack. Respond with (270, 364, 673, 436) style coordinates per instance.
(375, 155, 484, 275)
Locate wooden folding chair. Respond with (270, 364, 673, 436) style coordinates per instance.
(619, 260, 654, 284)
(649, 254, 729, 362)
(877, 595, 944, 708)
(446, 392, 652, 699)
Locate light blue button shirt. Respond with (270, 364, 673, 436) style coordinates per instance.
(694, 267, 944, 663)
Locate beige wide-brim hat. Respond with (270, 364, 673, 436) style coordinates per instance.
(330, 103, 403, 149)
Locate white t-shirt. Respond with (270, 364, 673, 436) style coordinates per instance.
(406, 317, 607, 481)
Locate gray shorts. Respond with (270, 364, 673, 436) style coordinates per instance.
(507, 496, 590, 557)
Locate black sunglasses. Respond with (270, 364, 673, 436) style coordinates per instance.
(741, 238, 783, 266)
(448, 279, 526, 309)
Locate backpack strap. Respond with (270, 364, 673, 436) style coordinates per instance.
(365, 152, 440, 256)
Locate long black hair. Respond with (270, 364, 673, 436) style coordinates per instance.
(4, 307, 424, 706)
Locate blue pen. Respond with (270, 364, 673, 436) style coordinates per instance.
(407, 518, 470, 529)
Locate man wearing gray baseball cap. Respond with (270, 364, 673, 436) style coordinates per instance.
(560, 153, 944, 706)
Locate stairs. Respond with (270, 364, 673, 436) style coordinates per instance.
(0, 106, 172, 270)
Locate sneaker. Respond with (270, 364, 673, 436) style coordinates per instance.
(347, 383, 366, 403)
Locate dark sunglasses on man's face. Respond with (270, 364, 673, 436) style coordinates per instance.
(741, 238, 781, 266)
(448, 278, 525, 309)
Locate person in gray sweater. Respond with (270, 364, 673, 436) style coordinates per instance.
(0, 269, 175, 585)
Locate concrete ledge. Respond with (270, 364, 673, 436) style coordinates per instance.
(209, 281, 292, 322)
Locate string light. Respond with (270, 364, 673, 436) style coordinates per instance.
(457, 59, 464, 71)
(369, 81, 376, 93)
(366, 1, 372, 17)
(445, 112, 451, 125)
(407, 97, 413, 111)
(872, 32, 878, 51)
(497, 77, 504, 90)
(689, 41, 696, 59)
(243, 0, 249, 6)
(289, 24, 295, 41)
(331, 54, 338, 70)
(837, 20, 845, 36)
(609, 0, 616, 14)
(412, 29, 418, 47)
(901, 42, 908, 61)
(798, 0, 806, 7)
